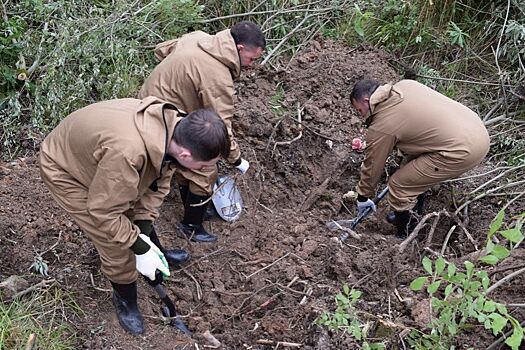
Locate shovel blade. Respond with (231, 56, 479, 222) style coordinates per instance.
(172, 316, 192, 336)
(326, 219, 357, 231)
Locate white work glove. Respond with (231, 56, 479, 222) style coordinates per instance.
(135, 234, 170, 281)
(236, 158, 250, 174)
(357, 198, 377, 216)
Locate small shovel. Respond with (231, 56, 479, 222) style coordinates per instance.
(327, 187, 389, 241)
(145, 271, 192, 336)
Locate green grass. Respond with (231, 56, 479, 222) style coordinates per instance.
(0, 286, 82, 350)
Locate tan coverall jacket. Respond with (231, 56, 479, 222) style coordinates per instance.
(40, 98, 183, 284)
(357, 80, 490, 211)
(139, 29, 241, 196)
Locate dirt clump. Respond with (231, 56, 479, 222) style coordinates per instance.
(1, 38, 523, 349)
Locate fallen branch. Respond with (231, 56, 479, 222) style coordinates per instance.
(90, 273, 111, 292)
(11, 279, 56, 300)
(180, 267, 202, 300)
(440, 225, 457, 256)
(455, 179, 525, 214)
(398, 211, 443, 253)
(273, 104, 304, 150)
(246, 252, 291, 280)
(301, 177, 330, 211)
(25, 333, 36, 350)
(256, 339, 302, 348)
(486, 267, 525, 295)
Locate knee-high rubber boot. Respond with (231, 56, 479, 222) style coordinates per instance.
(179, 192, 217, 242)
(393, 211, 418, 239)
(387, 193, 427, 223)
(111, 281, 144, 335)
(149, 227, 190, 265)
(180, 184, 216, 220)
(414, 193, 425, 215)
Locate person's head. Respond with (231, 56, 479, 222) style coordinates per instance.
(169, 109, 230, 170)
(231, 21, 265, 67)
(350, 79, 380, 118)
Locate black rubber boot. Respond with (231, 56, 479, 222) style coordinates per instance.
(180, 192, 217, 242)
(181, 184, 217, 220)
(414, 193, 425, 215)
(149, 227, 190, 265)
(111, 281, 144, 335)
(386, 193, 426, 224)
(392, 211, 419, 239)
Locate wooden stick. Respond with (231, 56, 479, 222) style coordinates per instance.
(398, 211, 442, 253)
(440, 225, 457, 256)
(11, 279, 56, 300)
(246, 253, 290, 280)
(486, 267, 525, 295)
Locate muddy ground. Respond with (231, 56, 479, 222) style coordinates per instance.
(1, 39, 524, 349)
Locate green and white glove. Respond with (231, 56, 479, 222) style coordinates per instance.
(133, 233, 170, 281)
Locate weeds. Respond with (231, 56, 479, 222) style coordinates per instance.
(408, 209, 525, 349)
(0, 0, 204, 160)
(0, 286, 82, 349)
(316, 284, 386, 349)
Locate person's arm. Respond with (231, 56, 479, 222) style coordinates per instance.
(199, 83, 241, 164)
(86, 148, 142, 248)
(153, 39, 179, 61)
(356, 129, 396, 198)
(133, 165, 176, 222)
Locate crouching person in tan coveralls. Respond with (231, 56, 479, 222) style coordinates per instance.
(350, 79, 490, 239)
(39, 98, 230, 335)
(139, 21, 265, 243)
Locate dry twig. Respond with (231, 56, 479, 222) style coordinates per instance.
(11, 279, 56, 300)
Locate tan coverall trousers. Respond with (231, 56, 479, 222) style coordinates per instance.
(39, 152, 138, 284)
(173, 166, 218, 196)
(388, 146, 489, 211)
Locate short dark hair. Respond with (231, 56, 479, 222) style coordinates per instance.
(173, 109, 230, 161)
(350, 79, 380, 101)
(231, 21, 266, 49)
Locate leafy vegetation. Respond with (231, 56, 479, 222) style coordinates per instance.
(1, 0, 524, 348)
(0, 287, 82, 349)
(316, 284, 385, 349)
(408, 210, 525, 349)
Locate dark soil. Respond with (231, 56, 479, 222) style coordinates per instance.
(1, 38, 524, 349)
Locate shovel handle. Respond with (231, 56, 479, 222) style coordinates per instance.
(350, 187, 389, 229)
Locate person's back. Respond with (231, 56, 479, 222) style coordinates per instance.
(136, 22, 265, 244)
(369, 79, 489, 160)
(138, 29, 239, 114)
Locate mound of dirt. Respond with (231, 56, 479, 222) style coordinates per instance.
(1, 38, 523, 349)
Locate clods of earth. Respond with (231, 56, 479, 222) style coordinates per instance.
(1, 38, 523, 349)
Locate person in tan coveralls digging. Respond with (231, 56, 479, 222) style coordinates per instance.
(39, 98, 230, 335)
(350, 79, 490, 239)
(139, 21, 265, 243)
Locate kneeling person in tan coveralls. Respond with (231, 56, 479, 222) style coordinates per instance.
(139, 21, 265, 243)
(39, 98, 230, 335)
(350, 79, 490, 238)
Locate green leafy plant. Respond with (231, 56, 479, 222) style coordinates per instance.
(408, 210, 525, 349)
(480, 209, 524, 265)
(268, 83, 286, 117)
(30, 256, 49, 277)
(317, 284, 385, 349)
(353, 4, 373, 38)
(448, 21, 470, 48)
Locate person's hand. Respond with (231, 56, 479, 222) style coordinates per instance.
(235, 158, 250, 174)
(357, 198, 376, 216)
(134, 234, 170, 280)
